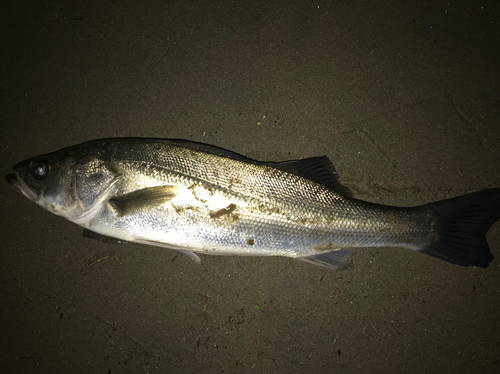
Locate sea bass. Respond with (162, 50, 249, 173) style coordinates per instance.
(5, 138, 500, 269)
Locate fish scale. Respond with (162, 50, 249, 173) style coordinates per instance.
(74, 141, 434, 255)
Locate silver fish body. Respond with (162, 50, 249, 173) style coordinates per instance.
(6, 139, 499, 268)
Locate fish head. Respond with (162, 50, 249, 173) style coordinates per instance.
(6, 145, 120, 222)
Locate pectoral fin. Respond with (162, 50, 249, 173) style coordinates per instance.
(109, 185, 178, 217)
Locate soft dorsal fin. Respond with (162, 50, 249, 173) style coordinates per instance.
(274, 157, 353, 197)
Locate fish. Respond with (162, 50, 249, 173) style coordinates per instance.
(5, 138, 500, 269)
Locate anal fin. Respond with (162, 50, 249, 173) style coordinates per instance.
(299, 248, 352, 269)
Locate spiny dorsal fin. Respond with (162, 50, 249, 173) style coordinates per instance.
(169, 140, 352, 196)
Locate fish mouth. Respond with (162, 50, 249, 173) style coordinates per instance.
(5, 172, 40, 202)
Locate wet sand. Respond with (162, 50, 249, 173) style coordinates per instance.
(1, 1, 499, 373)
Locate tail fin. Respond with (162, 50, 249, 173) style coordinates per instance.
(417, 188, 500, 268)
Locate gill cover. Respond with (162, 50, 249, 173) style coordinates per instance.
(74, 153, 122, 209)
(65, 152, 122, 225)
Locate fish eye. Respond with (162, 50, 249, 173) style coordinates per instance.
(31, 161, 49, 179)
